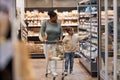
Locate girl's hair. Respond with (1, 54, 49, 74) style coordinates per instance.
(65, 27, 74, 33)
(0, 3, 11, 39)
(48, 10, 57, 19)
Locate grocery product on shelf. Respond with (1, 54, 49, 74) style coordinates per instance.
(27, 42, 44, 53)
(24, 10, 78, 27)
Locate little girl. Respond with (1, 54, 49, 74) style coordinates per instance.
(63, 27, 89, 75)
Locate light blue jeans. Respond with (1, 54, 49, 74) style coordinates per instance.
(43, 44, 57, 73)
(64, 52, 75, 72)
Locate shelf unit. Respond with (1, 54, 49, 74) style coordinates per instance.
(77, 0, 98, 77)
(25, 7, 78, 30)
(24, 7, 78, 57)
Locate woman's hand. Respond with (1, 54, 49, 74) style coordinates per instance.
(42, 36, 48, 42)
(42, 36, 46, 40)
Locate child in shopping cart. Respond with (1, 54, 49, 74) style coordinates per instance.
(63, 27, 90, 75)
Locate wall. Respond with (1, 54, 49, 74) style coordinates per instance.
(25, 0, 120, 8)
(25, 0, 81, 8)
(53, 0, 78, 7)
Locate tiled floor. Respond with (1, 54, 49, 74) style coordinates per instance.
(31, 58, 98, 80)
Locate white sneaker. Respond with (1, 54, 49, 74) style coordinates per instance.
(70, 71, 74, 75)
(64, 72, 68, 76)
(47, 70, 51, 74)
(52, 72, 58, 76)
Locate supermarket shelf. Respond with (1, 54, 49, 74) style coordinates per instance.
(22, 33, 27, 39)
(25, 18, 49, 21)
(79, 51, 91, 61)
(86, 29, 97, 33)
(22, 27, 28, 33)
(28, 26, 41, 28)
(21, 35, 27, 40)
(79, 57, 97, 77)
(61, 24, 78, 26)
(60, 17, 77, 20)
(79, 17, 90, 19)
(79, 15, 97, 19)
(85, 41, 97, 48)
(21, 37, 27, 41)
(79, 27, 98, 33)
(21, 32, 28, 37)
(34, 41, 52, 44)
(91, 32, 98, 34)
(89, 42, 98, 47)
(79, 59, 91, 73)
(78, 1, 98, 77)
(25, 17, 77, 21)
(27, 24, 78, 27)
(27, 36, 40, 41)
(22, 29, 28, 33)
(21, 25, 28, 41)
(34, 41, 43, 44)
(79, 23, 98, 26)
(84, 22, 98, 26)
(30, 53, 45, 59)
(91, 34, 98, 38)
(91, 36, 98, 39)
(78, 4, 97, 7)
(78, 27, 88, 31)
(79, 12, 97, 15)
(91, 12, 97, 14)
(28, 25, 41, 27)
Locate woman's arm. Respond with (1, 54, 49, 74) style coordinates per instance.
(57, 24, 63, 44)
(39, 20, 47, 41)
(60, 24, 63, 41)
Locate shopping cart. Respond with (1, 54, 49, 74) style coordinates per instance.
(42, 41, 65, 80)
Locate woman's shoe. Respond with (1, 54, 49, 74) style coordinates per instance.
(70, 71, 73, 74)
(64, 72, 68, 76)
(47, 70, 51, 74)
(52, 72, 58, 76)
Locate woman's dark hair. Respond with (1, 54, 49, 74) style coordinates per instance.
(0, 3, 11, 39)
(48, 10, 57, 19)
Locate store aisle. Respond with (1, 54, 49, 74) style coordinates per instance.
(31, 58, 98, 80)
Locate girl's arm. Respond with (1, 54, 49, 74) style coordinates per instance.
(77, 34, 90, 42)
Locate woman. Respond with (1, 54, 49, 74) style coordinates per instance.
(0, 3, 36, 80)
(40, 10, 63, 76)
